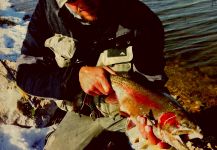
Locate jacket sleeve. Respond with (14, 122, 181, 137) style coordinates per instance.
(16, 0, 81, 100)
(121, 0, 168, 92)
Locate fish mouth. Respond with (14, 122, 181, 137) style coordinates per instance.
(158, 126, 203, 150)
(171, 126, 203, 139)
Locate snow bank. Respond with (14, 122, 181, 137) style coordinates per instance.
(0, 125, 55, 150)
(0, 0, 29, 60)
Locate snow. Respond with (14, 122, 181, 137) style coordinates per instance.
(0, 125, 55, 150)
(0, 0, 28, 60)
(0, 24, 27, 55)
(0, 0, 11, 10)
(0, 0, 54, 149)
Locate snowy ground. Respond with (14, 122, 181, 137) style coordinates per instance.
(0, 0, 28, 60)
(0, 0, 54, 150)
(0, 125, 55, 150)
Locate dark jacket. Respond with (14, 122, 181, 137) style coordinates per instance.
(16, 0, 167, 101)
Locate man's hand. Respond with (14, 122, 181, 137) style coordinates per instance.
(136, 116, 171, 149)
(79, 66, 116, 96)
(127, 116, 171, 149)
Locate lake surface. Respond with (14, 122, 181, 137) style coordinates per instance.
(9, 0, 217, 67)
(143, 0, 217, 67)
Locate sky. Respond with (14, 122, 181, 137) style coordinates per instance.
(0, 0, 54, 150)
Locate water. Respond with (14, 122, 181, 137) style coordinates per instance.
(143, 0, 217, 67)
(8, 0, 217, 67)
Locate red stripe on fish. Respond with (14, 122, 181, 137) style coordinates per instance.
(122, 85, 162, 110)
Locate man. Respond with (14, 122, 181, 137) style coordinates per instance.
(16, 0, 169, 149)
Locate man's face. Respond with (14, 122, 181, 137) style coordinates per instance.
(68, 0, 101, 22)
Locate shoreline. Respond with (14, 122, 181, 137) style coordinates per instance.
(165, 60, 217, 113)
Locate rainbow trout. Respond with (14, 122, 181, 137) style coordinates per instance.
(106, 75, 206, 150)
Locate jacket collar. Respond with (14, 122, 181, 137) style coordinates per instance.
(56, 0, 68, 8)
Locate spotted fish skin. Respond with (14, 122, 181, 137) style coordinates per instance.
(107, 75, 203, 150)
